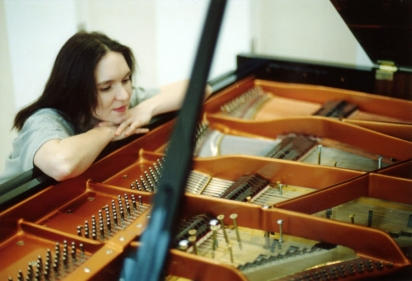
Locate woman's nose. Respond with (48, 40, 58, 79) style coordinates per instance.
(116, 85, 130, 100)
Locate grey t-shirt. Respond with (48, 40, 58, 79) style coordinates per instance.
(0, 87, 159, 186)
(0, 108, 74, 186)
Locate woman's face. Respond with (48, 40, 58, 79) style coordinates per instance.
(94, 51, 132, 124)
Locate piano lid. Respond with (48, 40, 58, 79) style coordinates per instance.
(330, 0, 412, 68)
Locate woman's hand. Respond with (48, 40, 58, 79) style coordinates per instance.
(115, 104, 154, 138)
(96, 118, 149, 141)
(110, 79, 212, 139)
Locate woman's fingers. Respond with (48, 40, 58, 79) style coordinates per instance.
(115, 120, 131, 136)
(135, 128, 150, 134)
(115, 118, 149, 137)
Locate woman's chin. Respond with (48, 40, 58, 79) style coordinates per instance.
(112, 116, 128, 125)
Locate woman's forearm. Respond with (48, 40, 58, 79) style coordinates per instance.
(137, 80, 213, 117)
(34, 126, 115, 181)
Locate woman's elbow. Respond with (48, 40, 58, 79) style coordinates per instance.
(47, 163, 76, 181)
(50, 167, 75, 182)
(42, 154, 82, 181)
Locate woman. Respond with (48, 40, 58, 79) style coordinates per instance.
(0, 31, 211, 185)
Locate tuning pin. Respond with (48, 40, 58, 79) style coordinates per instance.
(126, 202, 131, 217)
(71, 241, 77, 261)
(84, 221, 89, 238)
(188, 229, 196, 236)
(210, 225, 218, 257)
(277, 219, 284, 243)
(179, 240, 189, 251)
(37, 255, 43, 274)
(17, 269, 24, 281)
(77, 225, 82, 237)
(210, 220, 219, 250)
(228, 244, 234, 263)
(132, 198, 137, 211)
(188, 236, 198, 255)
(317, 144, 322, 165)
(326, 208, 332, 219)
(107, 220, 111, 233)
(230, 214, 242, 249)
(149, 167, 158, 184)
(80, 243, 85, 258)
(368, 210, 373, 227)
(217, 215, 229, 244)
(26, 264, 33, 280)
(378, 155, 383, 169)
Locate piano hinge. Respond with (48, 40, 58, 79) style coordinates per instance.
(375, 60, 397, 81)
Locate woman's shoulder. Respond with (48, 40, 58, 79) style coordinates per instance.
(30, 108, 63, 117)
(23, 108, 75, 133)
(130, 87, 161, 107)
(135, 87, 160, 100)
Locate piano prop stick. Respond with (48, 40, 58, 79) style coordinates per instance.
(120, 1, 227, 281)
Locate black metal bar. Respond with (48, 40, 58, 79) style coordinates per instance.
(120, 1, 227, 280)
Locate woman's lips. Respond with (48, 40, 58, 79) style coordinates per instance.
(113, 105, 127, 113)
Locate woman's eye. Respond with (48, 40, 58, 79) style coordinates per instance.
(100, 86, 111, 92)
(122, 78, 131, 84)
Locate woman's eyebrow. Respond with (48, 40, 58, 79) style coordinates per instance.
(97, 71, 131, 86)
(97, 80, 112, 86)
(123, 71, 131, 79)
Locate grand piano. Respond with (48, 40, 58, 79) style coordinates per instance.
(0, 0, 411, 280)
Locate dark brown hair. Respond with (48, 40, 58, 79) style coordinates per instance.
(13, 31, 136, 131)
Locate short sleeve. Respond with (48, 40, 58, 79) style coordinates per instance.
(129, 87, 161, 108)
(0, 109, 76, 185)
(11, 109, 75, 171)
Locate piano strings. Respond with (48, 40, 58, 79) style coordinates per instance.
(127, 158, 317, 206)
(194, 126, 392, 171)
(313, 196, 412, 248)
(218, 86, 412, 124)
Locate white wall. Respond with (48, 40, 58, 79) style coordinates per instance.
(75, 0, 159, 87)
(4, 0, 78, 110)
(75, 0, 251, 87)
(155, 0, 251, 84)
(251, 0, 372, 67)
